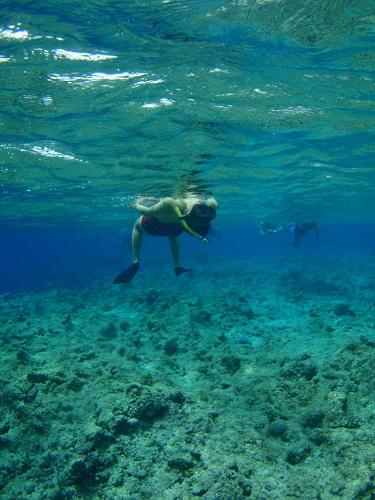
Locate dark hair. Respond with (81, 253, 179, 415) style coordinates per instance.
(183, 203, 216, 222)
(180, 203, 216, 238)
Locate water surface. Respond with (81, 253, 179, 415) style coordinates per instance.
(1, 0, 375, 225)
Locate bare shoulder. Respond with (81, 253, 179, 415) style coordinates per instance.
(160, 197, 182, 209)
(160, 197, 175, 204)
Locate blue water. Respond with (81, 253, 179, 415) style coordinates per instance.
(1, 1, 375, 498)
(1, 223, 374, 292)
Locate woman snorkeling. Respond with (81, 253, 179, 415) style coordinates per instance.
(113, 195, 218, 284)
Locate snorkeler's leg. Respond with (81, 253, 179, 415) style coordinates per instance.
(289, 225, 300, 247)
(168, 236, 191, 276)
(112, 219, 142, 284)
(131, 218, 143, 263)
(293, 235, 300, 247)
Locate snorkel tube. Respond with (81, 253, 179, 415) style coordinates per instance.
(174, 206, 209, 243)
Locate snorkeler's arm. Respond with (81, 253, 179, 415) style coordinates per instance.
(173, 205, 209, 243)
(288, 224, 299, 247)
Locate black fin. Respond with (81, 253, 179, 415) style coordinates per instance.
(174, 266, 192, 277)
(112, 263, 140, 284)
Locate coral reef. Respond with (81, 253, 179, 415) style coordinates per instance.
(0, 254, 374, 499)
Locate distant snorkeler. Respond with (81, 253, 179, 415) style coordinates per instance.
(259, 221, 319, 247)
(112, 195, 218, 284)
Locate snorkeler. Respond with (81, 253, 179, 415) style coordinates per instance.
(259, 221, 286, 236)
(112, 195, 218, 284)
(259, 221, 319, 247)
(288, 222, 319, 247)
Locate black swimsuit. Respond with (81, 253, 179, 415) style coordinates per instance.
(141, 216, 183, 237)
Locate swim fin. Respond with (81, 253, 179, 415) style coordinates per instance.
(112, 263, 140, 284)
(174, 266, 192, 276)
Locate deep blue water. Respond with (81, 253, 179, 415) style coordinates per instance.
(1, 224, 374, 293)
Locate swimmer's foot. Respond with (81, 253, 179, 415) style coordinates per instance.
(174, 266, 192, 277)
(112, 262, 140, 284)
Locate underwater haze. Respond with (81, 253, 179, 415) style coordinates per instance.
(1, 1, 375, 499)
